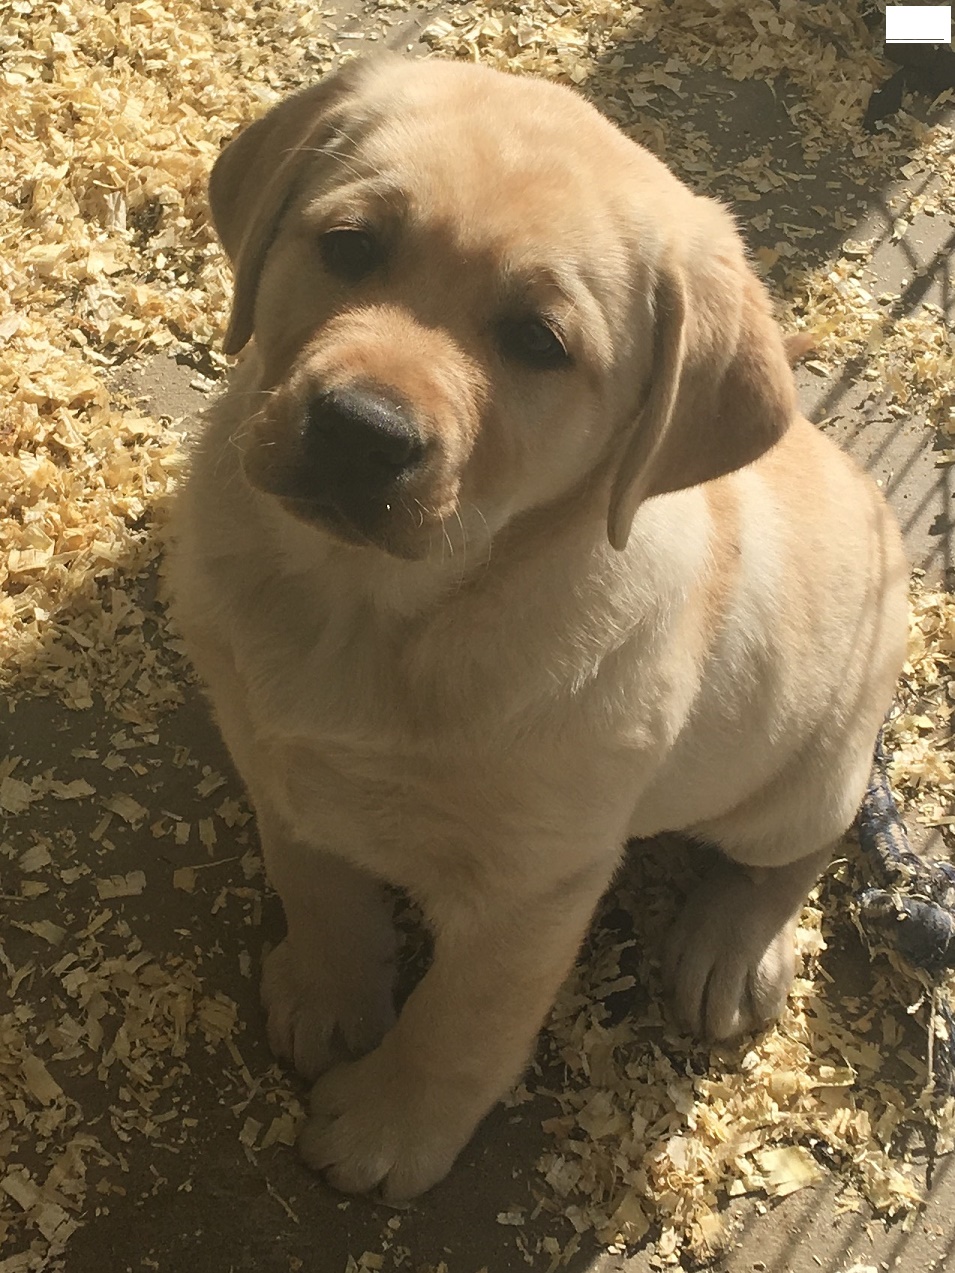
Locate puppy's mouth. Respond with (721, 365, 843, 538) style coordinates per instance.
(275, 490, 432, 561)
(277, 493, 368, 542)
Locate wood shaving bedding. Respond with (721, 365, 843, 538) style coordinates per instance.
(1, 0, 954, 1267)
(886, 585, 955, 834)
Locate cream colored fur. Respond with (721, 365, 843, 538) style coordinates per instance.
(167, 54, 909, 1203)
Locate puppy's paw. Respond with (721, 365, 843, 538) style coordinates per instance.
(261, 940, 395, 1081)
(298, 1046, 482, 1202)
(663, 869, 797, 1042)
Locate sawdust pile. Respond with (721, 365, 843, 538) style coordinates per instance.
(2, 0, 954, 1269)
(0, 0, 342, 677)
(886, 586, 955, 832)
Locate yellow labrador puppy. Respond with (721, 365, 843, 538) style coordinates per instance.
(167, 55, 908, 1202)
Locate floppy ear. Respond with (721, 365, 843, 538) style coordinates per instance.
(607, 216, 795, 550)
(210, 57, 383, 356)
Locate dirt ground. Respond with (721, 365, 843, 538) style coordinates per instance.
(4, 4, 955, 1272)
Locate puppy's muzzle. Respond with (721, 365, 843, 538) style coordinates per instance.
(245, 371, 453, 556)
(302, 386, 426, 501)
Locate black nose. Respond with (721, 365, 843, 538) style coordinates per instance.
(302, 387, 425, 490)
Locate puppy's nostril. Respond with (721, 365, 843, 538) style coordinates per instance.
(304, 388, 425, 482)
(366, 433, 422, 474)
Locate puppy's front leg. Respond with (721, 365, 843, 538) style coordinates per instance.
(259, 808, 398, 1081)
(298, 858, 615, 1202)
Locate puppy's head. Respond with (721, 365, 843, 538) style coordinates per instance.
(211, 55, 795, 559)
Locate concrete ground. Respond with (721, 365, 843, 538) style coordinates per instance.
(4, 5, 954, 1272)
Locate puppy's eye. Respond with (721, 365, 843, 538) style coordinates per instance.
(498, 317, 570, 369)
(320, 228, 381, 281)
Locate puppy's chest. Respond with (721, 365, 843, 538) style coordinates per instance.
(236, 604, 497, 745)
(231, 567, 586, 745)
(257, 719, 640, 894)
(250, 698, 586, 890)
(232, 608, 644, 879)
(236, 604, 505, 768)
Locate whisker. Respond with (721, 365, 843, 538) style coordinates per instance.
(441, 522, 454, 562)
(463, 502, 493, 576)
(452, 504, 468, 576)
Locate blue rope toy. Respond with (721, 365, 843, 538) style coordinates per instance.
(855, 727, 955, 1095)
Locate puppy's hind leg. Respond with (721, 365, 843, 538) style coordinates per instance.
(662, 726, 882, 1041)
(662, 845, 829, 1042)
